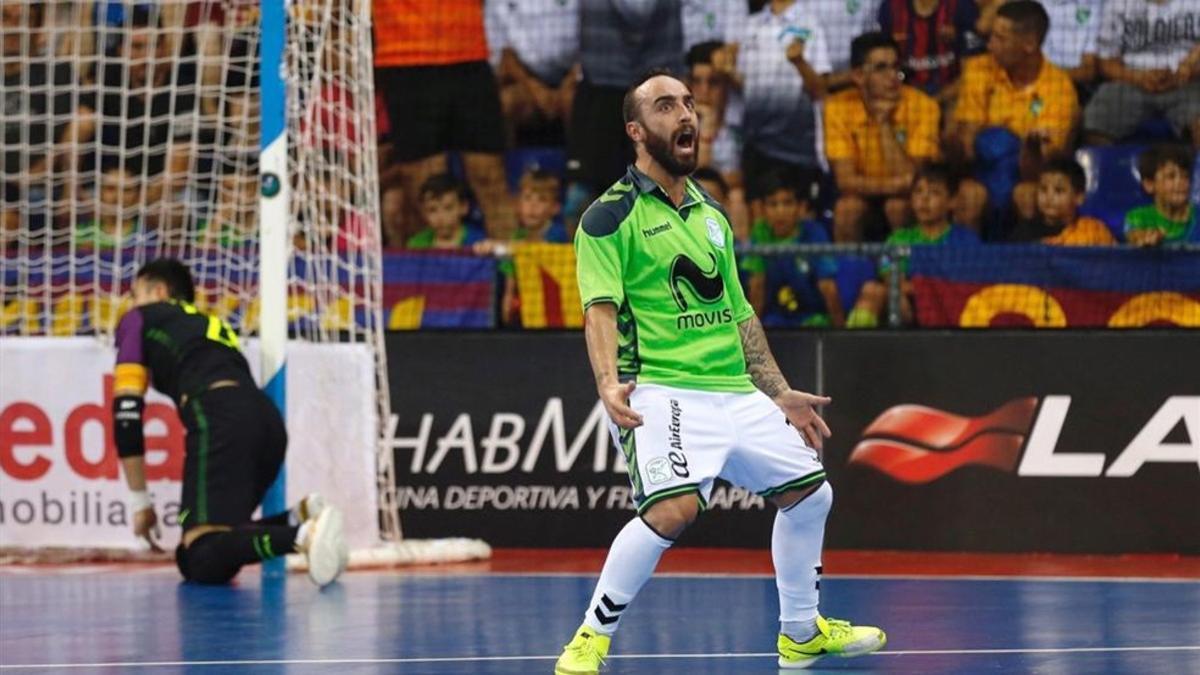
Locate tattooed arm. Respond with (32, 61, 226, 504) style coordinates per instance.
(737, 315, 790, 397)
(738, 316, 833, 448)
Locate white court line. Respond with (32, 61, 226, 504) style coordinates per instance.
(401, 571, 1200, 584)
(2, 646, 1198, 669)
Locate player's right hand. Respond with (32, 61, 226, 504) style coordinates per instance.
(133, 507, 163, 552)
(600, 381, 643, 429)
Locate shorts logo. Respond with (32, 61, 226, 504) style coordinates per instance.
(646, 457, 673, 485)
(706, 218, 725, 248)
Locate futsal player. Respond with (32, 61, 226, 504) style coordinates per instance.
(555, 72, 886, 673)
(112, 258, 347, 586)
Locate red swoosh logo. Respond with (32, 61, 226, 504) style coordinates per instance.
(848, 435, 1025, 483)
(861, 398, 1038, 449)
(848, 398, 1038, 483)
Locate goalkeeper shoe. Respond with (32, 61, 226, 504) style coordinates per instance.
(778, 615, 886, 669)
(302, 506, 347, 588)
(297, 493, 326, 522)
(554, 626, 610, 675)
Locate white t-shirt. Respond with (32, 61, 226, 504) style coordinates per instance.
(738, 1, 832, 163)
(1038, 0, 1103, 69)
(682, 0, 751, 49)
(810, 0, 883, 72)
(485, 0, 580, 83)
(1096, 0, 1200, 71)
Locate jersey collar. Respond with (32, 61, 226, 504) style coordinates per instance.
(626, 164, 703, 218)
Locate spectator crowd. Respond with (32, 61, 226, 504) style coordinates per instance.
(3, 0, 1198, 329)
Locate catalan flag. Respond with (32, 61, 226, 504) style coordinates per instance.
(512, 243, 582, 328)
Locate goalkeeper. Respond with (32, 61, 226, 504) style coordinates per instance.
(111, 258, 347, 586)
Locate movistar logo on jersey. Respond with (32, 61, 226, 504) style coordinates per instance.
(670, 253, 732, 330)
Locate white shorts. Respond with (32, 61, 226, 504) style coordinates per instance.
(608, 383, 826, 514)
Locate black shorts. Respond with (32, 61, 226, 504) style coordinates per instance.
(178, 385, 287, 531)
(377, 60, 506, 161)
(566, 80, 632, 190)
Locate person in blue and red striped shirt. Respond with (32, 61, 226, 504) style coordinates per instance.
(877, 0, 985, 104)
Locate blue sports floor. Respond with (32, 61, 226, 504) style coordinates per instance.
(1, 566, 1198, 673)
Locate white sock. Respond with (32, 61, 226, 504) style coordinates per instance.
(773, 481, 833, 641)
(582, 517, 674, 636)
(295, 521, 311, 551)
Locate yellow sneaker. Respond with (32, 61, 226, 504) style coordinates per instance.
(778, 615, 886, 669)
(554, 625, 611, 675)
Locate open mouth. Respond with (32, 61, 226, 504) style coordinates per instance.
(674, 128, 696, 152)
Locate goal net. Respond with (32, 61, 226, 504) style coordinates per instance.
(0, 0, 487, 566)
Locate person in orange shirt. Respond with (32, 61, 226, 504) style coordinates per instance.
(1006, 157, 1116, 245)
(947, 0, 1079, 233)
(373, 0, 514, 242)
(824, 32, 941, 242)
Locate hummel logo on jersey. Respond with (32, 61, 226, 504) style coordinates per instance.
(598, 181, 634, 203)
(119, 399, 138, 410)
(642, 222, 672, 238)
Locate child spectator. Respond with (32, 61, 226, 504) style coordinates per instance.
(1007, 157, 1115, 245)
(406, 173, 485, 249)
(75, 161, 147, 249)
(847, 163, 979, 327)
(1125, 144, 1198, 246)
(739, 172, 842, 327)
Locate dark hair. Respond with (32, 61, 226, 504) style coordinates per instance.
(419, 173, 466, 201)
(1039, 156, 1087, 193)
(686, 41, 723, 68)
(1138, 144, 1196, 183)
(996, 0, 1050, 44)
(755, 170, 811, 203)
(850, 32, 900, 69)
(912, 162, 959, 194)
(136, 258, 195, 303)
(622, 68, 681, 124)
(691, 166, 729, 196)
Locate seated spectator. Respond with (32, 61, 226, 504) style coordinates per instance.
(847, 163, 979, 327)
(406, 173, 485, 249)
(825, 32, 941, 242)
(739, 172, 842, 327)
(691, 166, 750, 241)
(3, 1, 96, 233)
(948, 0, 1078, 231)
(96, 6, 199, 210)
(730, 0, 831, 207)
(813, 0, 885, 91)
(1125, 144, 1198, 246)
(1007, 157, 1116, 244)
(1085, 0, 1200, 149)
(485, 0, 578, 146)
(877, 0, 984, 103)
(196, 159, 259, 248)
(75, 161, 148, 249)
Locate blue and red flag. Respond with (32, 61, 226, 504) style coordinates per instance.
(910, 245, 1200, 328)
(381, 250, 495, 329)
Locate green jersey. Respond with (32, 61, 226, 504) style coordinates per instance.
(575, 165, 755, 393)
(1124, 204, 1198, 243)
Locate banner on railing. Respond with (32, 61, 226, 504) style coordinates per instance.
(512, 243, 582, 329)
(911, 245, 1200, 328)
(1, 249, 498, 334)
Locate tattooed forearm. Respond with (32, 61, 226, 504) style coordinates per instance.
(738, 316, 789, 398)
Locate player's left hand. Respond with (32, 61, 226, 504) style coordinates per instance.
(133, 506, 163, 552)
(773, 390, 832, 452)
